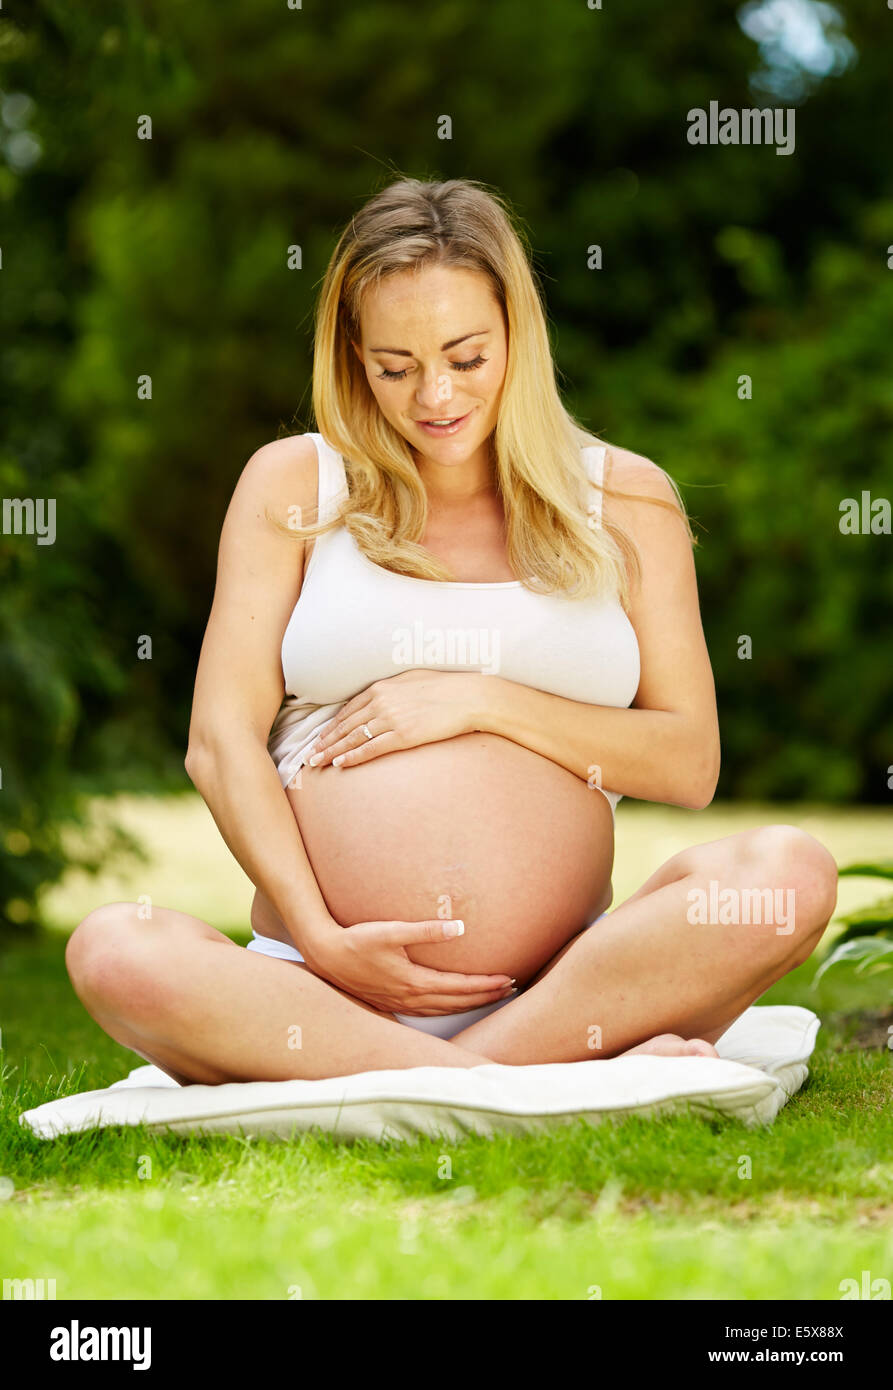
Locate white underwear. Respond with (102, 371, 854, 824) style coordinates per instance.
(245, 912, 608, 1041)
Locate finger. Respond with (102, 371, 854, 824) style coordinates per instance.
(312, 717, 382, 767)
(307, 706, 369, 761)
(407, 967, 517, 993)
(332, 730, 402, 767)
(309, 697, 372, 756)
(334, 683, 379, 722)
(375, 918, 471, 948)
(308, 725, 363, 767)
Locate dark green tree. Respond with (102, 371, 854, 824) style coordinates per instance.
(1, 0, 890, 926)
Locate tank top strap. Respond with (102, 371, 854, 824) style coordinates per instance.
(309, 432, 349, 524)
(581, 442, 608, 529)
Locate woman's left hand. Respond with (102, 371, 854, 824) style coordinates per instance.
(306, 670, 487, 768)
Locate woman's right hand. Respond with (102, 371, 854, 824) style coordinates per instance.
(304, 919, 516, 1016)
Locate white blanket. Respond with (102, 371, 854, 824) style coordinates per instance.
(20, 1005, 819, 1142)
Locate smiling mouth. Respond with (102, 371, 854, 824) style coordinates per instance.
(414, 411, 472, 434)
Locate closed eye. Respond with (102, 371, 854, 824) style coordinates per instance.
(377, 354, 488, 382)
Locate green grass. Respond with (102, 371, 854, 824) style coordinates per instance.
(1, 798, 892, 1299)
(2, 935, 892, 1299)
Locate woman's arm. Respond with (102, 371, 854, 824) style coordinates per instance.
(474, 447, 720, 809)
(310, 447, 720, 810)
(184, 435, 338, 959)
(184, 436, 515, 1013)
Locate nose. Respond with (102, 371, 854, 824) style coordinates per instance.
(414, 367, 455, 413)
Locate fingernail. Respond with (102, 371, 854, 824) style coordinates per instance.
(332, 755, 345, 767)
(509, 978, 517, 986)
(308, 754, 323, 767)
(442, 919, 465, 938)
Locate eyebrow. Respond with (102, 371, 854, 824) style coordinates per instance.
(368, 330, 489, 357)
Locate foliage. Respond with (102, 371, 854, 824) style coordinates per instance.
(814, 934, 893, 986)
(815, 861, 893, 1009)
(1, 0, 891, 919)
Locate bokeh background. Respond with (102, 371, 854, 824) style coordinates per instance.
(1, 0, 891, 932)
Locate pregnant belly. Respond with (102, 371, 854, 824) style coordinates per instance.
(286, 733, 614, 983)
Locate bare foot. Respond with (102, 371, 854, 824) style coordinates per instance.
(620, 1033, 719, 1059)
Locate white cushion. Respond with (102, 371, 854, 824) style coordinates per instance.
(20, 1005, 819, 1142)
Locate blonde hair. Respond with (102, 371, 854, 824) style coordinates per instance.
(293, 176, 690, 602)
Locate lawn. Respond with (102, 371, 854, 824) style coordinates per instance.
(1, 795, 891, 1300)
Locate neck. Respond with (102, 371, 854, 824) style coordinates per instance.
(413, 441, 496, 506)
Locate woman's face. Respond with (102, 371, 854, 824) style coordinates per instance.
(353, 264, 508, 468)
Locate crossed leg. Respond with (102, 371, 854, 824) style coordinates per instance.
(452, 823, 838, 1061)
(65, 908, 495, 1083)
(65, 824, 837, 1083)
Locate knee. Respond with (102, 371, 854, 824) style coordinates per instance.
(742, 825, 839, 959)
(66, 902, 154, 1011)
(753, 825, 838, 920)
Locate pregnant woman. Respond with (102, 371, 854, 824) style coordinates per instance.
(67, 177, 838, 1084)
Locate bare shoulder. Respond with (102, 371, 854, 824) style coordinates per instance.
(231, 433, 321, 527)
(602, 441, 679, 506)
(597, 442, 692, 597)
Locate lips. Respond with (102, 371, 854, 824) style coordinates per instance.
(414, 411, 472, 437)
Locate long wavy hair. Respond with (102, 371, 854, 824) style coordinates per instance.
(293, 176, 690, 602)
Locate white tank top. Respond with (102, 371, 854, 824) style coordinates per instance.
(268, 433, 640, 812)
